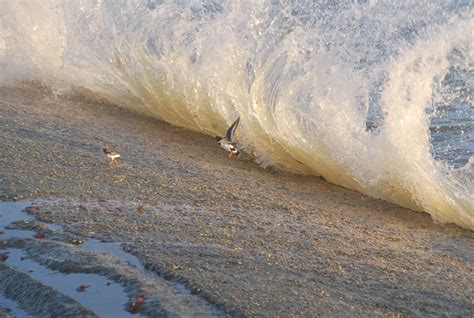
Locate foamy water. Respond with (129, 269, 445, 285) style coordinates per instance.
(0, 1, 472, 228)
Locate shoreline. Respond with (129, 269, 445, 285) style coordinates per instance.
(0, 83, 473, 316)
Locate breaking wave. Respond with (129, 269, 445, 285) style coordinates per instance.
(1, 0, 472, 229)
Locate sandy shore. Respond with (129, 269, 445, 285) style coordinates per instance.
(0, 83, 473, 317)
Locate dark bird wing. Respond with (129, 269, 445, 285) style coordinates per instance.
(225, 117, 240, 141)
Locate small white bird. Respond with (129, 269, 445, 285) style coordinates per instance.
(102, 144, 121, 165)
(214, 117, 240, 158)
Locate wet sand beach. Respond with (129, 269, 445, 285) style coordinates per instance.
(0, 83, 473, 317)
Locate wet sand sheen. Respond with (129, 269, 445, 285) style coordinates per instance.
(0, 201, 220, 317)
(0, 83, 473, 316)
